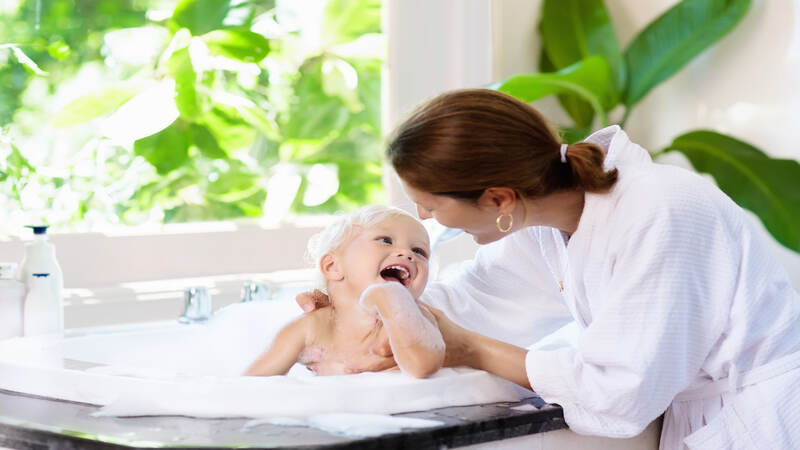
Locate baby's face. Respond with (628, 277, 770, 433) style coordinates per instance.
(336, 215, 430, 300)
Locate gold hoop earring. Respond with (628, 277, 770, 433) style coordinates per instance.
(496, 213, 513, 233)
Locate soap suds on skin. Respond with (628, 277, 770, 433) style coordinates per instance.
(358, 282, 444, 374)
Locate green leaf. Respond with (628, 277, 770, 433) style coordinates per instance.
(559, 126, 592, 145)
(167, 47, 203, 120)
(51, 82, 143, 127)
(540, 48, 594, 128)
(7, 143, 34, 176)
(202, 29, 270, 62)
(323, 0, 381, 46)
(624, 0, 751, 107)
(491, 56, 613, 125)
(539, 0, 625, 101)
(661, 130, 800, 251)
(134, 121, 190, 175)
(281, 58, 350, 141)
(206, 161, 263, 202)
(300, 128, 380, 164)
(202, 105, 257, 153)
(237, 102, 281, 140)
(350, 58, 381, 133)
(172, 0, 231, 36)
(189, 123, 227, 158)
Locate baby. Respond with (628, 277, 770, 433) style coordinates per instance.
(245, 205, 445, 378)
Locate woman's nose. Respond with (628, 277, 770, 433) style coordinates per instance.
(416, 204, 432, 220)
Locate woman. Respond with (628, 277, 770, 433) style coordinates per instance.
(300, 89, 800, 449)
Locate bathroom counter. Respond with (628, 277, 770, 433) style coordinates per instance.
(0, 389, 566, 449)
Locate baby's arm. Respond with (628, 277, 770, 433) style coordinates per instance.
(360, 283, 445, 378)
(244, 317, 308, 376)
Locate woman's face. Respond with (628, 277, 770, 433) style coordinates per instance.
(401, 181, 510, 245)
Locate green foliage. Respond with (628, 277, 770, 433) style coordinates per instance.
(1, 0, 384, 231)
(659, 131, 800, 251)
(202, 30, 271, 62)
(538, 0, 624, 127)
(624, 0, 751, 107)
(493, 0, 800, 253)
(172, 0, 233, 36)
(51, 82, 143, 127)
(492, 56, 613, 125)
(134, 121, 191, 175)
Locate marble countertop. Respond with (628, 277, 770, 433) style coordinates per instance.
(0, 389, 566, 449)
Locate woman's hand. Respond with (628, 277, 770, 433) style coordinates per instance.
(296, 289, 330, 312)
(295, 289, 395, 372)
(421, 303, 531, 389)
(418, 303, 475, 367)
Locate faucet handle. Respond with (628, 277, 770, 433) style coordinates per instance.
(241, 281, 272, 302)
(179, 286, 212, 324)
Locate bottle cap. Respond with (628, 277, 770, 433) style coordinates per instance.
(25, 225, 49, 235)
(0, 262, 18, 280)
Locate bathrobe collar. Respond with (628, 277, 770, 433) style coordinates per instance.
(582, 125, 652, 169)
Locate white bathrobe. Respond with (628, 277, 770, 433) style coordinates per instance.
(421, 126, 800, 449)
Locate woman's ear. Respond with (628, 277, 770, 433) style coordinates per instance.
(478, 187, 517, 213)
(320, 253, 344, 281)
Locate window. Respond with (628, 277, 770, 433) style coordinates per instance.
(0, 0, 384, 234)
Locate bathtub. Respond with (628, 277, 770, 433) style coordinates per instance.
(0, 299, 661, 448)
(0, 300, 532, 416)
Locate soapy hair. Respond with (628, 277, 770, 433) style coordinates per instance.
(387, 88, 618, 201)
(306, 205, 421, 290)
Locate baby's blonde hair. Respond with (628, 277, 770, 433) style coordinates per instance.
(306, 205, 422, 290)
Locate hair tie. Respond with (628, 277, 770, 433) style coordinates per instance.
(560, 144, 568, 163)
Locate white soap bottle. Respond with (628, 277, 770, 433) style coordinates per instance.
(0, 263, 26, 339)
(23, 273, 62, 336)
(18, 225, 64, 335)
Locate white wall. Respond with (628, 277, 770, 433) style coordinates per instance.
(489, 0, 800, 288)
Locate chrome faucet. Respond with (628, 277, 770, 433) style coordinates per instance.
(241, 281, 272, 302)
(178, 286, 212, 324)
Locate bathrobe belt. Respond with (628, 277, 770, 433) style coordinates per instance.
(674, 350, 800, 402)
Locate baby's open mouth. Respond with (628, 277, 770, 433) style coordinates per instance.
(380, 265, 411, 287)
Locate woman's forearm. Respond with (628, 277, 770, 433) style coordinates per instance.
(460, 330, 531, 390)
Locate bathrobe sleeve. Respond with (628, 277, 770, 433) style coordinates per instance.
(525, 180, 740, 438)
(421, 230, 572, 348)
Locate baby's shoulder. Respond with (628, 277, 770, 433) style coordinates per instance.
(300, 306, 335, 343)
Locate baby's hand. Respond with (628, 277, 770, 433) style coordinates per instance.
(358, 281, 413, 315)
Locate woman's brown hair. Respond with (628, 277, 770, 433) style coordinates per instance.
(386, 89, 618, 201)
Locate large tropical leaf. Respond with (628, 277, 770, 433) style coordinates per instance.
(661, 130, 800, 251)
(491, 56, 613, 125)
(539, 0, 625, 113)
(624, 0, 751, 107)
(539, 46, 594, 128)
